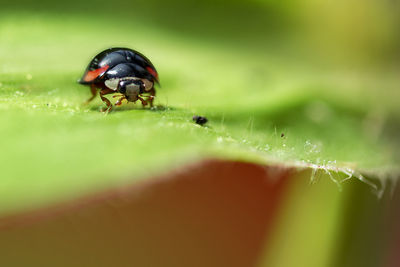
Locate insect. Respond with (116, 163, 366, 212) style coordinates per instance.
(78, 47, 159, 112)
(193, 115, 208, 126)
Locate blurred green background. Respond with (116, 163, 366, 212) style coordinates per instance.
(1, 0, 400, 266)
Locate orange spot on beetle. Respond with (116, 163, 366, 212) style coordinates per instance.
(146, 66, 158, 80)
(83, 65, 109, 82)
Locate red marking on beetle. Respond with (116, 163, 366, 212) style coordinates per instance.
(146, 66, 158, 80)
(83, 65, 109, 82)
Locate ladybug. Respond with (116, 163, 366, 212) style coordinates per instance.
(78, 47, 159, 111)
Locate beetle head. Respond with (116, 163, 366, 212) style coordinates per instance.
(118, 79, 145, 102)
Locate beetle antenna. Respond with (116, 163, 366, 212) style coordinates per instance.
(112, 94, 124, 98)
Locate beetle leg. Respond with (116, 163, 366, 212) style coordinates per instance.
(137, 96, 148, 106)
(148, 88, 156, 107)
(115, 96, 126, 106)
(85, 84, 97, 104)
(99, 88, 114, 112)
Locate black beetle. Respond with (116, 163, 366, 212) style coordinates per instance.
(193, 115, 208, 126)
(79, 47, 159, 111)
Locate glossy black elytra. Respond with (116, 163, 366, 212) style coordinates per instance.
(79, 47, 159, 112)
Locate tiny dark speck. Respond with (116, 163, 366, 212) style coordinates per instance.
(193, 115, 208, 126)
(281, 133, 285, 137)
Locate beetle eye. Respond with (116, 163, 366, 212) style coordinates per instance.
(118, 81, 126, 94)
(139, 83, 145, 94)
